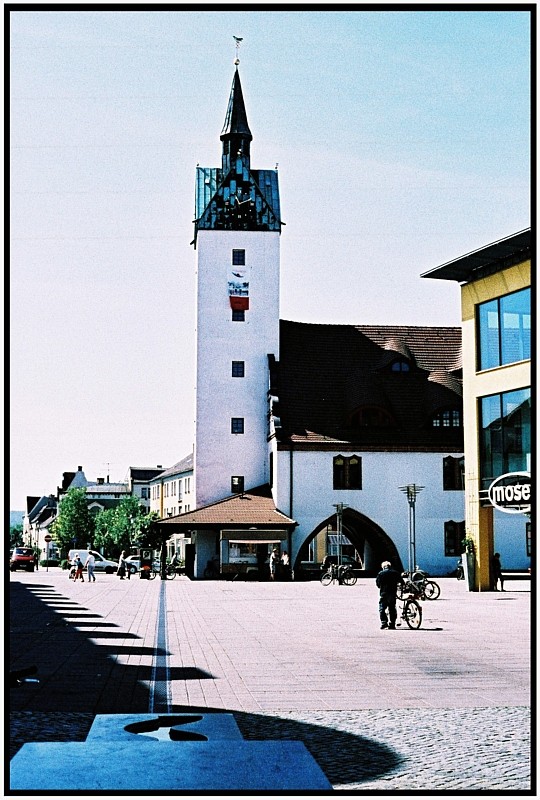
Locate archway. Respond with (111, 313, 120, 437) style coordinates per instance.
(295, 508, 403, 577)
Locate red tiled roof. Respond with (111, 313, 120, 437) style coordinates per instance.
(276, 321, 463, 450)
(160, 485, 296, 527)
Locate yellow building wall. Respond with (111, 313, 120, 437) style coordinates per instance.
(461, 261, 531, 590)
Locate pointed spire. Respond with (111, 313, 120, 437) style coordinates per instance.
(221, 68, 252, 141)
(220, 68, 252, 175)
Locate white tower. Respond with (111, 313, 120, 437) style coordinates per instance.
(193, 65, 282, 508)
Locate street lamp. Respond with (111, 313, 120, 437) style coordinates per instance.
(333, 503, 348, 566)
(399, 484, 424, 575)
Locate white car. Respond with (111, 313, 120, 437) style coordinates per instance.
(124, 554, 161, 575)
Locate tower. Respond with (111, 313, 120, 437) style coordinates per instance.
(193, 64, 282, 508)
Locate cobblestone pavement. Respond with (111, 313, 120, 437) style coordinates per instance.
(9, 571, 532, 793)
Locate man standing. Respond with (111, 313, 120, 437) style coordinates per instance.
(85, 551, 96, 582)
(376, 561, 402, 629)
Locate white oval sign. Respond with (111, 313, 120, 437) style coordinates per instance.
(488, 472, 531, 514)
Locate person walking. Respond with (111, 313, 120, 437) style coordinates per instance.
(269, 548, 280, 581)
(85, 551, 96, 582)
(73, 554, 85, 582)
(118, 551, 128, 580)
(375, 560, 402, 629)
(492, 552, 504, 591)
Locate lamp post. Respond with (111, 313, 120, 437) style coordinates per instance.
(333, 503, 348, 566)
(399, 484, 424, 575)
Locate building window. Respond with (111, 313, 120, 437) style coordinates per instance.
(432, 409, 462, 428)
(269, 452, 274, 488)
(231, 476, 244, 493)
(231, 417, 245, 434)
(232, 249, 245, 266)
(443, 456, 465, 490)
(526, 522, 531, 557)
(349, 407, 394, 427)
(444, 520, 465, 556)
(391, 360, 410, 372)
(232, 361, 245, 377)
(232, 309, 245, 322)
(333, 455, 362, 489)
(185, 477, 191, 493)
(479, 387, 531, 491)
(141, 488, 148, 499)
(477, 288, 530, 371)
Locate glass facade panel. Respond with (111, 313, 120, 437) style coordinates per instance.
(480, 388, 531, 489)
(478, 289, 530, 370)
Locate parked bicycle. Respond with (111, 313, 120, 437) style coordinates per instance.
(320, 562, 357, 586)
(397, 570, 440, 601)
(165, 564, 183, 580)
(456, 558, 464, 580)
(397, 587, 423, 629)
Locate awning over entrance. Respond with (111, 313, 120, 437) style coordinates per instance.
(222, 529, 288, 544)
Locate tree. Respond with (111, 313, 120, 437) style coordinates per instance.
(51, 488, 94, 556)
(10, 524, 23, 549)
(92, 498, 160, 557)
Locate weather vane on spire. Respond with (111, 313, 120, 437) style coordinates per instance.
(233, 35, 243, 65)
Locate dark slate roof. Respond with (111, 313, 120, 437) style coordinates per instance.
(128, 467, 167, 482)
(276, 321, 463, 450)
(421, 228, 530, 283)
(148, 454, 194, 482)
(159, 484, 296, 528)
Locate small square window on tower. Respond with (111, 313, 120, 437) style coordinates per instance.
(232, 361, 245, 377)
(231, 417, 245, 434)
(232, 309, 245, 322)
(231, 476, 244, 494)
(232, 249, 245, 265)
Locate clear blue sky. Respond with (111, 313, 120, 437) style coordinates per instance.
(10, 8, 531, 511)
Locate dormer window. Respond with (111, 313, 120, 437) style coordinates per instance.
(350, 407, 394, 427)
(432, 409, 462, 428)
(391, 360, 410, 372)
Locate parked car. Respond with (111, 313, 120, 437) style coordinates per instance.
(67, 549, 119, 574)
(124, 554, 161, 575)
(10, 547, 36, 572)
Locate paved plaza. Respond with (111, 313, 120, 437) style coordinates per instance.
(9, 570, 532, 792)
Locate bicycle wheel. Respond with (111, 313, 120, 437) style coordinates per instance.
(320, 572, 333, 586)
(404, 599, 422, 629)
(423, 580, 440, 600)
(148, 569, 158, 580)
(342, 569, 357, 586)
(166, 567, 176, 580)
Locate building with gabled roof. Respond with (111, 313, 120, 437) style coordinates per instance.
(159, 61, 468, 580)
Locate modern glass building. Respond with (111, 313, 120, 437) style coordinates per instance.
(422, 229, 531, 590)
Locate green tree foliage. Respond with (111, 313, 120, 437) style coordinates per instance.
(92, 497, 160, 557)
(10, 524, 24, 549)
(51, 488, 94, 556)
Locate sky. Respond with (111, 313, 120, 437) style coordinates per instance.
(9, 7, 531, 512)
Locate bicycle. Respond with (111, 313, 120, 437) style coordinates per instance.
(165, 564, 183, 580)
(397, 571, 440, 601)
(397, 589, 423, 629)
(320, 563, 357, 586)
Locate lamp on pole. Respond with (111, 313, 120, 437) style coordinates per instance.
(399, 484, 424, 575)
(333, 503, 348, 566)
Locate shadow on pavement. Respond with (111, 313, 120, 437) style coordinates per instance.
(10, 581, 404, 785)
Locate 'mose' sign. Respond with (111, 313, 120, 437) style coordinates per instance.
(488, 472, 531, 514)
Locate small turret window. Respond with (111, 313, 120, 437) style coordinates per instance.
(232, 249, 245, 265)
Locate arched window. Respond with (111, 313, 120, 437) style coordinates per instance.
(349, 407, 394, 427)
(333, 455, 362, 489)
(432, 409, 462, 428)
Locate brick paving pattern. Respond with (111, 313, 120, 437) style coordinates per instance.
(10, 570, 532, 792)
